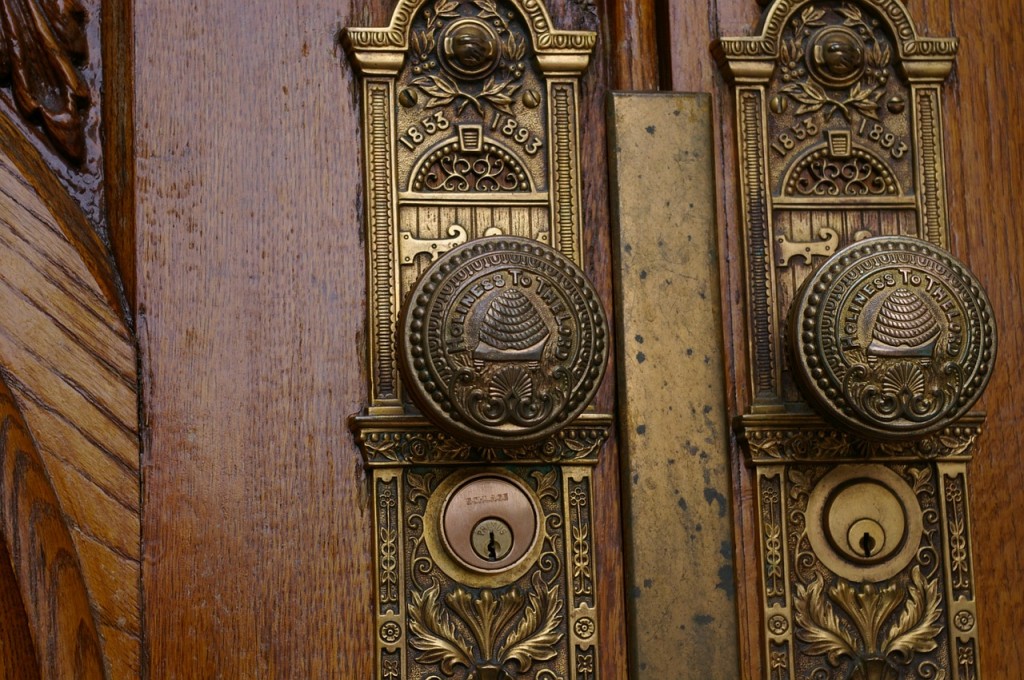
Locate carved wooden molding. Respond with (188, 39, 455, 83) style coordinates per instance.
(0, 0, 91, 163)
(0, 146, 139, 678)
(0, 374, 106, 678)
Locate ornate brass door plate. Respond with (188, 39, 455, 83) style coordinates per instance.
(715, 1, 996, 678)
(343, 2, 606, 678)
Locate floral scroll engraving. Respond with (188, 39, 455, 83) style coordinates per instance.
(794, 567, 942, 680)
(409, 572, 563, 678)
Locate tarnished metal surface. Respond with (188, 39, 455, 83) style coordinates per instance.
(608, 92, 740, 680)
(344, 1, 607, 677)
(398, 236, 608, 447)
(716, 1, 995, 677)
(790, 236, 996, 441)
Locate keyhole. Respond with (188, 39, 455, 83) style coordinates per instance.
(487, 531, 498, 561)
(859, 531, 876, 557)
(846, 518, 886, 562)
(470, 517, 514, 563)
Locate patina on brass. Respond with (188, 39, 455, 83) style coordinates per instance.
(399, 236, 607, 447)
(344, 2, 606, 678)
(716, 0, 994, 677)
(607, 92, 740, 680)
(791, 236, 996, 441)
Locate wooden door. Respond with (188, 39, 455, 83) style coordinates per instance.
(0, 0, 1019, 678)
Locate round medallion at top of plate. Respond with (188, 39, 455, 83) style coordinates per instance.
(399, 236, 607, 447)
(808, 25, 867, 88)
(790, 236, 996, 441)
(439, 18, 501, 80)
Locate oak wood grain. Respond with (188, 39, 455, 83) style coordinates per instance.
(665, 1, 1024, 677)
(0, 145, 140, 678)
(135, 2, 377, 675)
(103, 0, 138, 309)
(0, 374, 106, 678)
(134, 1, 635, 676)
(943, 2, 1024, 673)
(0, 535, 39, 679)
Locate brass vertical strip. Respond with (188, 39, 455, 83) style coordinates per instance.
(757, 469, 795, 680)
(938, 462, 982, 679)
(913, 86, 949, 249)
(608, 92, 740, 679)
(564, 466, 598, 680)
(364, 80, 401, 407)
(736, 87, 781, 405)
(548, 80, 583, 265)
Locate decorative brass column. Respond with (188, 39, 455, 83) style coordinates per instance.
(343, 2, 608, 678)
(715, 1, 996, 678)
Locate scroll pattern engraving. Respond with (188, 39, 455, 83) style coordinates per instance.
(784, 148, 898, 196)
(411, 141, 532, 192)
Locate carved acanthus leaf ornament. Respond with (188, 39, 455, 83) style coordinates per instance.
(0, 0, 90, 162)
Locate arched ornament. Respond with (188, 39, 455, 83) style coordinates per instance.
(714, 0, 957, 81)
(343, 0, 595, 74)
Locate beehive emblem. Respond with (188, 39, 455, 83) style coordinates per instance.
(474, 289, 550, 361)
(868, 288, 940, 357)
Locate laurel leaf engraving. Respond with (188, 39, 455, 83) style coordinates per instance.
(794, 575, 859, 665)
(412, 74, 460, 108)
(499, 572, 564, 672)
(883, 567, 942, 661)
(409, 581, 474, 674)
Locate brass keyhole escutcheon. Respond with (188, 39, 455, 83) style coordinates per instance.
(807, 465, 922, 582)
(438, 473, 540, 576)
(471, 518, 513, 562)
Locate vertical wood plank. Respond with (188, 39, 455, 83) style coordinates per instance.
(942, 2, 1024, 674)
(135, 1, 374, 676)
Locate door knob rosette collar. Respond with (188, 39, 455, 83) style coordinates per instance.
(790, 236, 996, 441)
(399, 236, 607, 447)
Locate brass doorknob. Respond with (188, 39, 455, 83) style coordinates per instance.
(399, 236, 608, 447)
(789, 236, 996, 440)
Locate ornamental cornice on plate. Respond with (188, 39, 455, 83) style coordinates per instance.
(343, 0, 595, 76)
(713, 0, 956, 84)
(738, 412, 983, 464)
(352, 413, 611, 466)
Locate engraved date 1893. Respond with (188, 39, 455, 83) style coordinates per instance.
(491, 111, 542, 156)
